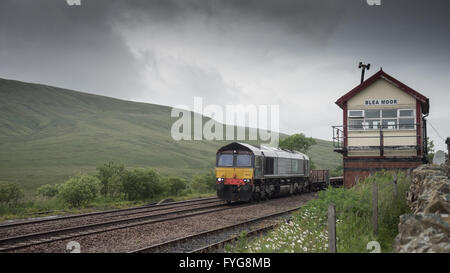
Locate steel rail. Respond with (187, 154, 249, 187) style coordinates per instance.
(0, 201, 263, 252)
(0, 201, 240, 252)
(0, 196, 219, 229)
(129, 206, 301, 253)
(190, 223, 279, 253)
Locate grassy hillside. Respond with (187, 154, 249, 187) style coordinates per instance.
(0, 78, 341, 194)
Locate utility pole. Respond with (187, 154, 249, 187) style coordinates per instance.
(446, 137, 450, 164)
(358, 62, 371, 84)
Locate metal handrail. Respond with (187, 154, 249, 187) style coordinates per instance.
(332, 124, 420, 150)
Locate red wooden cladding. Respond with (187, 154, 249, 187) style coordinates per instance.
(343, 159, 422, 188)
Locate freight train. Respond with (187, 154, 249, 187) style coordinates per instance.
(215, 142, 329, 203)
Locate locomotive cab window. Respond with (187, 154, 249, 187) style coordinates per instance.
(236, 154, 252, 167)
(217, 154, 233, 167)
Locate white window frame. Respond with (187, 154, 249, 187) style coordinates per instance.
(348, 108, 416, 131)
(398, 108, 416, 130)
(348, 110, 364, 131)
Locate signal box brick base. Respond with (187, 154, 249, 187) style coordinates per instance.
(343, 157, 423, 188)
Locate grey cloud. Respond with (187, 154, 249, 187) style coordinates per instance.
(0, 0, 449, 150)
(0, 0, 145, 99)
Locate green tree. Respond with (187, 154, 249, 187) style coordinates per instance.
(108, 172, 127, 199)
(37, 184, 59, 199)
(59, 175, 100, 207)
(122, 169, 163, 200)
(279, 133, 317, 153)
(191, 171, 216, 193)
(166, 177, 187, 196)
(0, 183, 24, 206)
(96, 161, 126, 197)
(330, 165, 343, 177)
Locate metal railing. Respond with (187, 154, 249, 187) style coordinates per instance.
(332, 124, 421, 155)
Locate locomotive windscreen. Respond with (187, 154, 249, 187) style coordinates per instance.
(217, 154, 233, 166)
(217, 153, 253, 167)
(236, 155, 252, 167)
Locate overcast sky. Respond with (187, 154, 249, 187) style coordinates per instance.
(0, 0, 449, 150)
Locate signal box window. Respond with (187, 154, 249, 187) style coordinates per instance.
(348, 109, 415, 131)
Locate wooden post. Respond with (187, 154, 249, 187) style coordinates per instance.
(354, 175, 359, 186)
(372, 182, 378, 236)
(393, 171, 398, 199)
(328, 204, 337, 253)
(407, 168, 411, 179)
(379, 130, 384, 156)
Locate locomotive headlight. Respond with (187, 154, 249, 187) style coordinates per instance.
(217, 177, 224, 182)
(243, 179, 251, 182)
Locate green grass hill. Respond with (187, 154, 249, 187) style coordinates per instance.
(0, 78, 341, 194)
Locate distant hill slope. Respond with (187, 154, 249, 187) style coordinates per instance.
(0, 78, 341, 193)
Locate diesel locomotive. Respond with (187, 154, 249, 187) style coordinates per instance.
(216, 142, 328, 203)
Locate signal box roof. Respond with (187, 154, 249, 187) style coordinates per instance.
(335, 69, 429, 114)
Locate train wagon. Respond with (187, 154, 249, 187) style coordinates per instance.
(216, 142, 327, 203)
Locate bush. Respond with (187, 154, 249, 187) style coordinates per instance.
(190, 171, 215, 193)
(107, 172, 127, 199)
(122, 169, 163, 200)
(0, 183, 24, 206)
(330, 165, 343, 177)
(59, 175, 100, 207)
(37, 184, 60, 199)
(96, 161, 126, 197)
(166, 177, 187, 196)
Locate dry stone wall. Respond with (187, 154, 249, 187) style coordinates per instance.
(394, 164, 450, 253)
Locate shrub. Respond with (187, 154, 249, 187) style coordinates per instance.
(96, 161, 126, 197)
(59, 175, 100, 207)
(37, 184, 60, 199)
(0, 183, 24, 206)
(122, 169, 163, 200)
(166, 177, 187, 196)
(190, 171, 215, 193)
(107, 172, 127, 199)
(330, 165, 343, 177)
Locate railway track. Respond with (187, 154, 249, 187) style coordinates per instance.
(191, 223, 279, 253)
(0, 192, 317, 252)
(0, 197, 236, 252)
(129, 206, 301, 253)
(0, 196, 219, 229)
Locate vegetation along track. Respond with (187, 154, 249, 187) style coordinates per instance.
(0, 197, 234, 252)
(129, 205, 306, 253)
(0, 196, 219, 229)
(129, 193, 315, 253)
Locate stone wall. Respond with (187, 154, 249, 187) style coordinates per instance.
(394, 164, 450, 253)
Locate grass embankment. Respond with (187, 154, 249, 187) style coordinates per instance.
(227, 170, 410, 253)
(0, 77, 340, 195)
(0, 162, 216, 221)
(0, 192, 215, 222)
